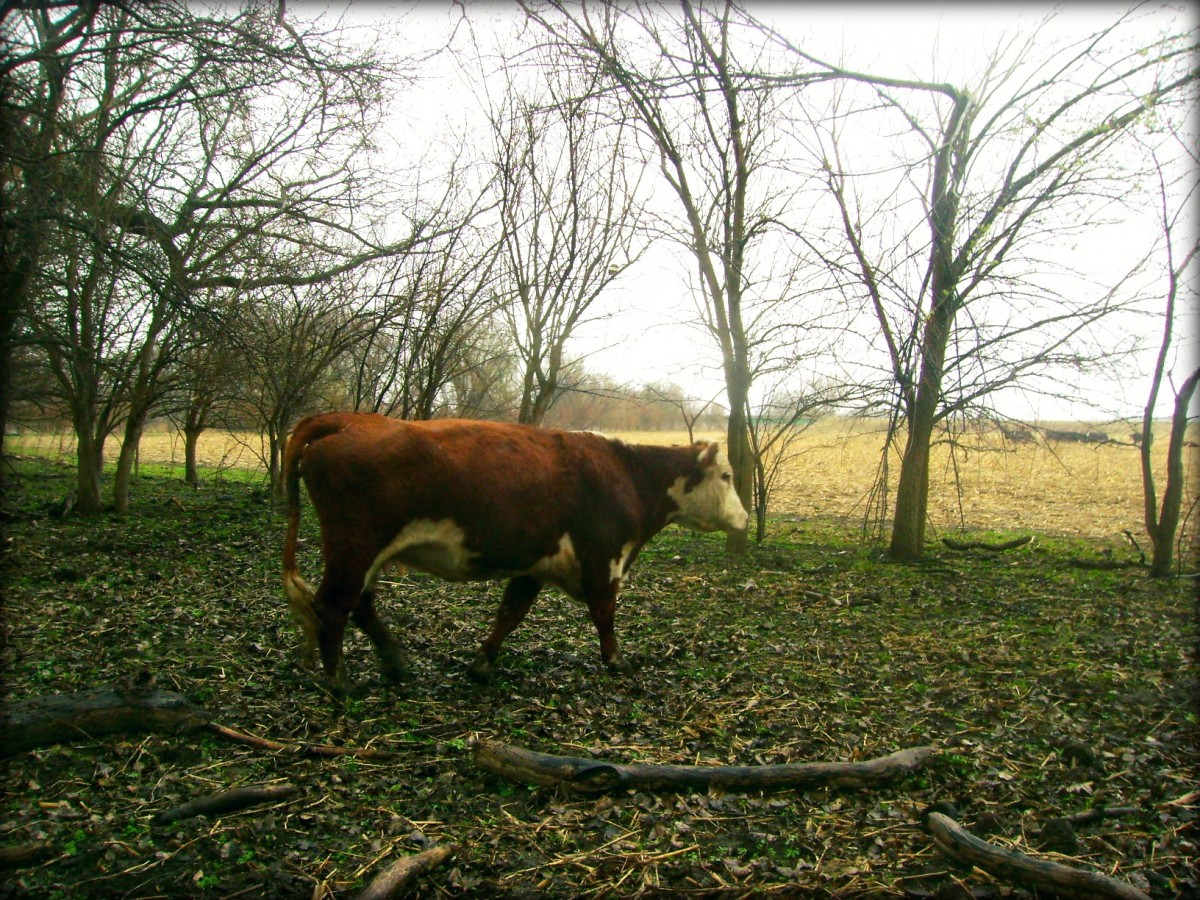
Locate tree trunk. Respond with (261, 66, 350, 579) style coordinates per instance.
(113, 413, 146, 515)
(887, 92, 969, 562)
(1146, 367, 1200, 577)
(268, 425, 284, 503)
(74, 426, 104, 514)
(184, 424, 203, 486)
(889, 403, 936, 561)
(725, 393, 753, 555)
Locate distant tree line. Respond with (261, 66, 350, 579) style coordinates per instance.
(2, 2, 1194, 572)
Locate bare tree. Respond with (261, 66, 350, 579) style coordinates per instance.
(0, 2, 101, 486)
(770, 9, 1198, 559)
(232, 276, 373, 499)
(484, 45, 650, 425)
(525, 0, 805, 552)
(1138, 127, 1199, 577)
(5, 2, 451, 511)
(343, 213, 504, 420)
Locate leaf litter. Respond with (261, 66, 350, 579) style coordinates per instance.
(0, 457, 1196, 897)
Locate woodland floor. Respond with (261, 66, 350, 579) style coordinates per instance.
(0, 456, 1197, 898)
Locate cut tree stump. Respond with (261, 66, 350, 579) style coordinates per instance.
(356, 845, 455, 900)
(153, 783, 298, 825)
(0, 687, 211, 758)
(473, 739, 935, 794)
(926, 811, 1150, 900)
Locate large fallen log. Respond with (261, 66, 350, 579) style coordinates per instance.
(0, 687, 211, 758)
(356, 845, 456, 900)
(926, 811, 1150, 900)
(473, 739, 935, 794)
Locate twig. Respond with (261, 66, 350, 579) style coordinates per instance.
(209, 722, 399, 760)
(926, 812, 1149, 900)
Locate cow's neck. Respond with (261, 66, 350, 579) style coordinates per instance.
(619, 442, 696, 536)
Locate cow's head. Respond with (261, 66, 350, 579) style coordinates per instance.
(668, 443, 749, 534)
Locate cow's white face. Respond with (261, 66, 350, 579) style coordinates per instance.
(667, 444, 749, 534)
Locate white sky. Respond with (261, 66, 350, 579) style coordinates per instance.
(330, 1, 1197, 424)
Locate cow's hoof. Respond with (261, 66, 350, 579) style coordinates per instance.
(381, 660, 413, 684)
(604, 654, 633, 674)
(466, 655, 495, 684)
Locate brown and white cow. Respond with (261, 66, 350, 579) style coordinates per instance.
(282, 412, 748, 695)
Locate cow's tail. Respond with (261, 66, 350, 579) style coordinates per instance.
(282, 417, 327, 667)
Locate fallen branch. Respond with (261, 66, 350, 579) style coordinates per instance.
(473, 739, 935, 794)
(941, 535, 1032, 552)
(209, 723, 399, 761)
(356, 845, 455, 900)
(1068, 557, 1147, 570)
(926, 811, 1150, 900)
(0, 687, 210, 758)
(0, 841, 54, 871)
(153, 783, 298, 826)
(1061, 805, 1140, 828)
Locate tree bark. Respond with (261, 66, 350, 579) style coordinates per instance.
(73, 425, 104, 514)
(473, 739, 934, 794)
(926, 812, 1150, 900)
(184, 423, 203, 486)
(113, 414, 145, 515)
(1147, 367, 1200, 577)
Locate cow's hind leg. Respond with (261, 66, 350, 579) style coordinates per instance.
(312, 569, 363, 698)
(353, 591, 410, 684)
(468, 576, 541, 683)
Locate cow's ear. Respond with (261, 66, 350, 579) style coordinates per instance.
(699, 443, 718, 468)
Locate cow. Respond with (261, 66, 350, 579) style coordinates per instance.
(281, 412, 749, 696)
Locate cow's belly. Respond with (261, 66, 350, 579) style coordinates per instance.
(363, 518, 583, 596)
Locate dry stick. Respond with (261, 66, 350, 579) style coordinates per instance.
(926, 812, 1150, 900)
(941, 535, 1033, 551)
(209, 723, 399, 761)
(356, 845, 455, 900)
(153, 783, 298, 826)
(473, 739, 935, 794)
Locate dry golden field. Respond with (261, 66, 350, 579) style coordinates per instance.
(9, 418, 1198, 547)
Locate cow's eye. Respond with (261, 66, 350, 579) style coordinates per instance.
(721, 472, 732, 482)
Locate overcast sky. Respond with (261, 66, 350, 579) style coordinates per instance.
(335, 1, 1197, 423)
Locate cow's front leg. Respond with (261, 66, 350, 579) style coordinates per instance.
(469, 576, 541, 683)
(587, 586, 632, 673)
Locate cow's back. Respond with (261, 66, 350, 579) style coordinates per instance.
(296, 414, 638, 578)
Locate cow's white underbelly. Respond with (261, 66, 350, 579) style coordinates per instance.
(363, 519, 585, 596)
